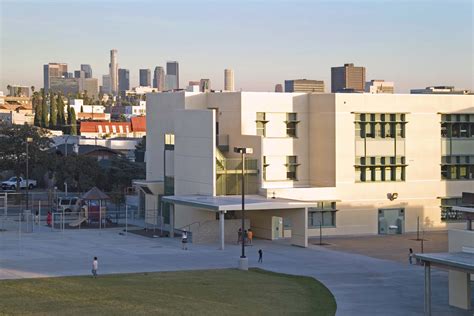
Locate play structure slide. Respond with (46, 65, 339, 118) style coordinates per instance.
(69, 217, 87, 227)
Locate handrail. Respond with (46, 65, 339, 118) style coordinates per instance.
(176, 221, 201, 232)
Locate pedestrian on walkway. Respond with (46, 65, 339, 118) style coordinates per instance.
(408, 248, 413, 265)
(237, 228, 242, 244)
(258, 249, 263, 263)
(46, 211, 52, 227)
(182, 230, 188, 250)
(247, 229, 253, 245)
(92, 257, 98, 278)
(34, 211, 39, 225)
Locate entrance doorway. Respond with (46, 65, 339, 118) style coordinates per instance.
(272, 216, 283, 239)
(378, 208, 405, 235)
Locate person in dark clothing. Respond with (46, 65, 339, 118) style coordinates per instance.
(258, 249, 263, 263)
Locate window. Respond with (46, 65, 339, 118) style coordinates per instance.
(441, 155, 474, 180)
(355, 155, 406, 182)
(441, 114, 474, 138)
(286, 156, 298, 180)
(286, 113, 298, 137)
(440, 198, 465, 221)
(256, 112, 267, 137)
(262, 156, 269, 180)
(355, 112, 406, 139)
(308, 202, 337, 227)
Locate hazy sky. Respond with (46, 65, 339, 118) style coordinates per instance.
(1, 0, 473, 93)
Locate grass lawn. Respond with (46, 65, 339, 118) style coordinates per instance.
(0, 269, 336, 315)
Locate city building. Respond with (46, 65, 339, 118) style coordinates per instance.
(186, 84, 200, 92)
(139, 69, 151, 87)
(275, 84, 283, 93)
(80, 116, 146, 139)
(44, 63, 68, 92)
(165, 75, 177, 91)
(331, 63, 366, 93)
(7, 85, 30, 97)
(81, 64, 92, 78)
(200, 79, 211, 92)
(141, 91, 473, 248)
(365, 80, 395, 94)
(110, 49, 118, 95)
(79, 78, 99, 99)
(224, 69, 235, 91)
(101, 75, 111, 95)
(284, 79, 325, 93)
(0, 96, 33, 125)
(166, 61, 179, 89)
(74, 70, 85, 79)
(118, 68, 130, 93)
(50, 77, 80, 96)
(153, 66, 165, 91)
(69, 99, 109, 121)
(411, 86, 472, 95)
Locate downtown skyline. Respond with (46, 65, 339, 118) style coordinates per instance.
(1, 0, 472, 93)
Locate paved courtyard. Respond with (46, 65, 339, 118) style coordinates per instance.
(0, 227, 472, 316)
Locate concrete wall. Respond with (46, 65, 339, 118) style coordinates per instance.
(448, 229, 473, 310)
(191, 218, 250, 244)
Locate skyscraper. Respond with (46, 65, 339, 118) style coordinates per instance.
(43, 63, 68, 92)
(102, 75, 111, 94)
(109, 49, 118, 95)
(224, 69, 235, 91)
(153, 66, 165, 91)
(200, 79, 211, 92)
(285, 79, 325, 93)
(81, 64, 92, 78)
(331, 63, 366, 93)
(74, 70, 85, 79)
(166, 61, 179, 89)
(118, 69, 130, 93)
(139, 69, 151, 87)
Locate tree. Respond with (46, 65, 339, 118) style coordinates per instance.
(41, 88, 48, 127)
(56, 94, 66, 128)
(0, 124, 52, 190)
(33, 92, 41, 127)
(53, 154, 106, 192)
(49, 92, 57, 129)
(69, 107, 77, 135)
(6, 85, 11, 96)
(31, 86, 35, 94)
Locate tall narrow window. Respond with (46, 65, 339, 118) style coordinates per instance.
(286, 113, 298, 137)
(286, 155, 299, 180)
(262, 156, 269, 180)
(256, 112, 267, 137)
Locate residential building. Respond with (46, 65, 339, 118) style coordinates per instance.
(50, 143, 121, 161)
(81, 64, 92, 78)
(224, 69, 235, 91)
(118, 69, 130, 93)
(411, 86, 472, 95)
(139, 69, 151, 87)
(0, 97, 33, 125)
(7, 85, 29, 97)
(166, 61, 179, 89)
(80, 116, 146, 139)
(285, 79, 325, 93)
(153, 66, 165, 91)
(44, 63, 68, 92)
(200, 79, 211, 92)
(68, 99, 109, 121)
(275, 84, 283, 93)
(331, 63, 366, 93)
(142, 91, 473, 248)
(365, 80, 395, 94)
(101, 75, 111, 95)
(110, 49, 118, 95)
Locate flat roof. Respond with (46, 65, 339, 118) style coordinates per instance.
(162, 194, 320, 211)
(414, 252, 474, 272)
(452, 206, 474, 214)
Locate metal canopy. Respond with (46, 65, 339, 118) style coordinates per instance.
(415, 252, 474, 273)
(162, 194, 320, 212)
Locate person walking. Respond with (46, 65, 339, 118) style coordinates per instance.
(408, 248, 414, 265)
(92, 257, 98, 278)
(46, 211, 52, 227)
(247, 229, 253, 245)
(182, 230, 188, 250)
(258, 249, 263, 263)
(34, 211, 39, 225)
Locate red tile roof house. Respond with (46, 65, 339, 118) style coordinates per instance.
(80, 117, 146, 139)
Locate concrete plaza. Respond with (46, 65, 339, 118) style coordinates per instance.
(0, 227, 472, 315)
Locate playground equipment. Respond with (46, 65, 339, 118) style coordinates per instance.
(68, 187, 110, 228)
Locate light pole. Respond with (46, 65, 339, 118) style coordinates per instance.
(25, 137, 33, 211)
(234, 146, 253, 271)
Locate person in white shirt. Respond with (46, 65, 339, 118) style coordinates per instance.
(92, 257, 98, 278)
(182, 231, 188, 250)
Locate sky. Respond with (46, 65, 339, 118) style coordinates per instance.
(0, 0, 473, 93)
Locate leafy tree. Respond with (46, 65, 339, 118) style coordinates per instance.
(49, 92, 57, 128)
(56, 94, 66, 128)
(41, 88, 48, 127)
(69, 107, 77, 135)
(53, 154, 106, 192)
(0, 124, 52, 190)
(33, 92, 41, 127)
(31, 86, 35, 93)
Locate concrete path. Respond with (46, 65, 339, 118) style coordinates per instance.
(0, 228, 471, 315)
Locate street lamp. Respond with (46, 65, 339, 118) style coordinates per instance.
(234, 146, 253, 271)
(25, 137, 33, 211)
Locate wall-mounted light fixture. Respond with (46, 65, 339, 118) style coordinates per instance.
(387, 193, 399, 201)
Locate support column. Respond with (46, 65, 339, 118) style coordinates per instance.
(448, 270, 471, 310)
(289, 208, 308, 248)
(219, 211, 225, 250)
(424, 262, 431, 316)
(170, 204, 175, 237)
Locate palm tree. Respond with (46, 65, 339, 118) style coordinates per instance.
(6, 85, 11, 96)
(31, 86, 35, 94)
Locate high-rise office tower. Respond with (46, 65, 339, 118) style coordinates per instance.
(166, 61, 179, 89)
(275, 84, 283, 93)
(331, 63, 366, 93)
(43, 63, 68, 92)
(102, 75, 111, 94)
(285, 79, 325, 93)
(224, 69, 234, 91)
(200, 79, 211, 92)
(81, 64, 92, 78)
(118, 68, 130, 93)
(139, 69, 151, 87)
(153, 66, 165, 91)
(74, 70, 85, 79)
(109, 49, 118, 95)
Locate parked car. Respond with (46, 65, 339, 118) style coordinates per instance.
(1, 177, 37, 190)
(54, 197, 82, 213)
